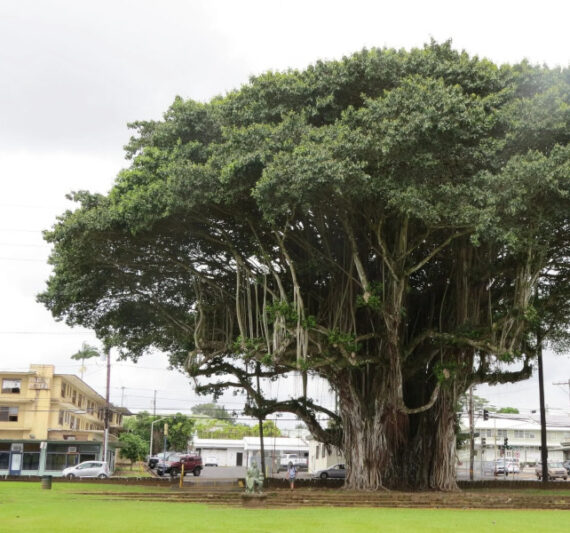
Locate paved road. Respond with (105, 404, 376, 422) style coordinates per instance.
(162, 465, 567, 484)
(455, 465, 565, 481)
(197, 466, 313, 479)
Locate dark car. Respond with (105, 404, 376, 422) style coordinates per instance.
(148, 451, 177, 469)
(157, 453, 203, 477)
(313, 463, 346, 479)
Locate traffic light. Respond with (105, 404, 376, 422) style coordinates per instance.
(504, 437, 508, 448)
(483, 409, 489, 420)
(481, 437, 486, 447)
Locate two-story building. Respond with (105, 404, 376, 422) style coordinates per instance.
(457, 413, 570, 466)
(0, 364, 126, 476)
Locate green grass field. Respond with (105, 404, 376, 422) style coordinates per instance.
(0, 482, 568, 533)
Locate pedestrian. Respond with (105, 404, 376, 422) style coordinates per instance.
(287, 461, 297, 490)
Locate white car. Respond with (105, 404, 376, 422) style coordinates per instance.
(204, 456, 218, 466)
(62, 460, 110, 479)
(494, 460, 519, 475)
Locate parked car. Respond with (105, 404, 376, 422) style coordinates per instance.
(535, 462, 568, 480)
(278, 454, 309, 472)
(148, 451, 177, 469)
(157, 453, 203, 477)
(563, 460, 570, 474)
(62, 460, 110, 479)
(494, 460, 520, 475)
(313, 463, 346, 479)
(204, 456, 218, 467)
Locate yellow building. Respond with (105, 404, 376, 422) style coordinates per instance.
(0, 364, 126, 476)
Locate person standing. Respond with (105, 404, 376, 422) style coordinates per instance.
(287, 461, 297, 490)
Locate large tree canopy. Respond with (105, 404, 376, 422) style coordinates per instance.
(39, 42, 570, 490)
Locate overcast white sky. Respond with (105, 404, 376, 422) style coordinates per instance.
(0, 0, 569, 421)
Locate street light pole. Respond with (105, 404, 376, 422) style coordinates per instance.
(149, 417, 167, 457)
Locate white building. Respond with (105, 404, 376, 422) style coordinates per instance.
(308, 437, 344, 473)
(458, 414, 570, 465)
(192, 436, 308, 474)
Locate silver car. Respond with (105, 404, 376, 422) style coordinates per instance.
(535, 462, 568, 480)
(314, 463, 346, 479)
(62, 460, 110, 479)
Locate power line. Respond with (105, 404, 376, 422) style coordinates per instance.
(0, 203, 69, 210)
(0, 242, 49, 248)
(0, 229, 44, 233)
(0, 330, 94, 335)
(0, 256, 47, 262)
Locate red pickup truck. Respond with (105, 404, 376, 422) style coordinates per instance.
(156, 453, 203, 477)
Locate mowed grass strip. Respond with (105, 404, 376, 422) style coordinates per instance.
(0, 482, 568, 533)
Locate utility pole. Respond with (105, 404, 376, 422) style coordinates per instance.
(469, 385, 474, 481)
(153, 390, 157, 417)
(256, 362, 266, 481)
(537, 327, 548, 484)
(102, 346, 111, 464)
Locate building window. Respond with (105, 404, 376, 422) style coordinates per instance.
(22, 444, 41, 471)
(71, 390, 77, 405)
(22, 453, 40, 470)
(45, 453, 78, 471)
(61, 382, 67, 397)
(2, 379, 21, 393)
(497, 429, 507, 438)
(525, 432, 535, 439)
(0, 406, 18, 422)
(58, 410, 64, 425)
(514, 430, 524, 438)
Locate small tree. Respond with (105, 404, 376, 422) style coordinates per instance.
(70, 342, 100, 379)
(191, 402, 236, 423)
(119, 433, 148, 469)
(164, 413, 195, 451)
(497, 407, 520, 414)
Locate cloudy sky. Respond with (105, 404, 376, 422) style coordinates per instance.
(1, 0, 569, 421)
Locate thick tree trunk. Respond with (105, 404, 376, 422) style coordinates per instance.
(406, 387, 458, 490)
(336, 361, 408, 490)
(335, 368, 458, 491)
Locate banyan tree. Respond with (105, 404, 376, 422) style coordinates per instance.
(39, 42, 570, 490)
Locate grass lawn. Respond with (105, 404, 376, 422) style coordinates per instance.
(0, 482, 568, 533)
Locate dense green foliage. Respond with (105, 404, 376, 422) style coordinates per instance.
(118, 432, 148, 466)
(191, 402, 236, 422)
(39, 42, 569, 489)
(194, 418, 281, 439)
(124, 412, 195, 453)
